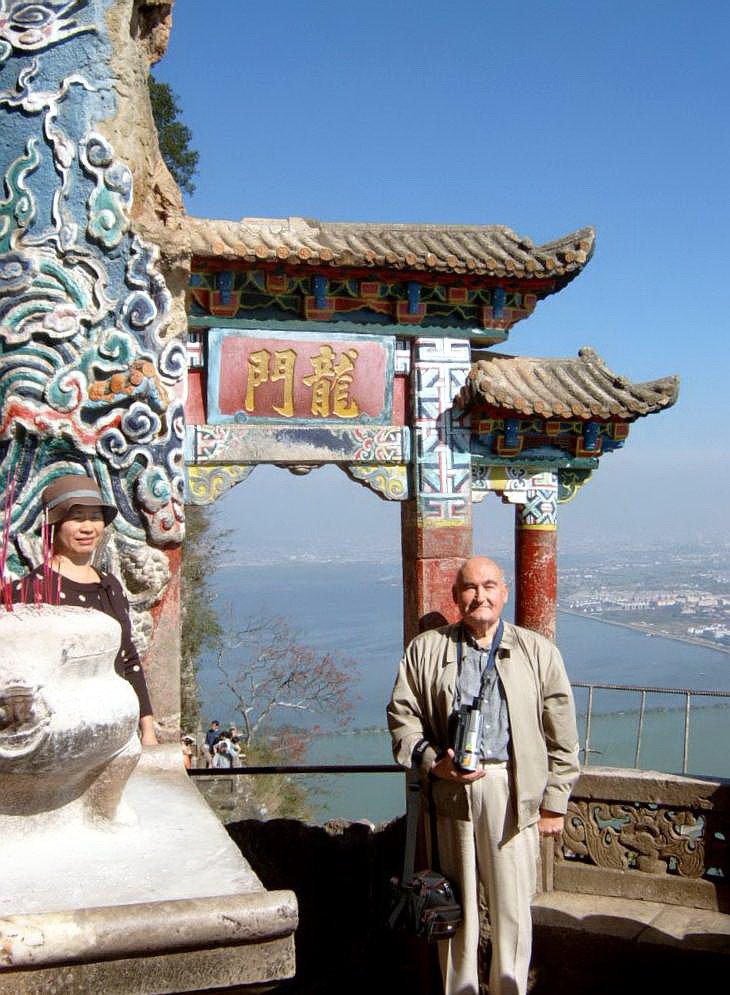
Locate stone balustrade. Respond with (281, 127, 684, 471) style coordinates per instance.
(548, 767, 730, 912)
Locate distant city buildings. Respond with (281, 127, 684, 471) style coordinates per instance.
(560, 543, 730, 650)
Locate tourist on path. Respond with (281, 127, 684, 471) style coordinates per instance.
(387, 556, 579, 995)
(205, 720, 220, 751)
(211, 741, 233, 768)
(14, 473, 158, 745)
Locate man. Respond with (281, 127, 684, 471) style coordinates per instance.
(204, 720, 220, 766)
(388, 557, 579, 995)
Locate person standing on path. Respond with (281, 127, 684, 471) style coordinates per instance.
(387, 556, 580, 995)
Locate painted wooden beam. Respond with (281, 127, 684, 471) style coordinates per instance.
(185, 424, 410, 466)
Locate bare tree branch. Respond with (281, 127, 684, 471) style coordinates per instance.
(214, 614, 357, 750)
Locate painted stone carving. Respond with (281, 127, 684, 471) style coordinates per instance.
(560, 798, 708, 879)
(0, 2, 184, 642)
(342, 463, 409, 501)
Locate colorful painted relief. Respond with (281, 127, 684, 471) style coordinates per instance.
(473, 463, 594, 509)
(557, 468, 593, 503)
(189, 268, 536, 336)
(206, 329, 393, 425)
(0, 1, 184, 633)
(412, 338, 471, 526)
(472, 467, 558, 529)
(342, 463, 409, 502)
(471, 415, 628, 460)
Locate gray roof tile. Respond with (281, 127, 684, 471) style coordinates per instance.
(186, 215, 595, 280)
(460, 348, 679, 421)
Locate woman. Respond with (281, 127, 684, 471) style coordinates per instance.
(16, 472, 158, 745)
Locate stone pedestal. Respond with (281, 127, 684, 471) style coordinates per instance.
(0, 607, 297, 993)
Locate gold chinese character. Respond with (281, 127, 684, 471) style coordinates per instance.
(270, 348, 296, 417)
(302, 345, 360, 418)
(244, 349, 270, 412)
(244, 347, 296, 417)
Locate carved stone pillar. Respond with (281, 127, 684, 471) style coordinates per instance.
(513, 471, 558, 639)
(401, 338, 472, 646)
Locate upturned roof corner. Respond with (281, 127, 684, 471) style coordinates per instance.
(460, 347, 680, 422)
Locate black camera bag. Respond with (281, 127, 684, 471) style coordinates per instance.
(387, 771, 462, 942)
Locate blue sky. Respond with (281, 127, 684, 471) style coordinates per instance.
(156, 0, 729, 552)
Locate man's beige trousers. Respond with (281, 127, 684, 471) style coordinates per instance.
(436, 764, 538, 995)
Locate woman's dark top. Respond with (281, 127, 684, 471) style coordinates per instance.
(13, 567, 153, 718)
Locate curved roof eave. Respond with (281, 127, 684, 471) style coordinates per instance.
(185, 215, 596, 284)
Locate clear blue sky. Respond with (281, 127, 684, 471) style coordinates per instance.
(156, 0, 730, 552)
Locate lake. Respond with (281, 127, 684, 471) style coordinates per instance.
(198, 560, 730, 822)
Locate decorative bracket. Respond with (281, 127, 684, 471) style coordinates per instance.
(186, 465, 255, 505)
(558, 468, 594, 503)
(472, 466, 558, 529)
(341, 463, 410, 501)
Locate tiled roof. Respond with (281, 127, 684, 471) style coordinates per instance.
(460, 348, 679, 421)
(186, 215, 595, 280)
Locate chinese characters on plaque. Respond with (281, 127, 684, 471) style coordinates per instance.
(208, 330, 392, 424)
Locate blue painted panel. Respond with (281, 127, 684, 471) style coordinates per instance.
(312, 275, 328, 310)
(492, 287, 506, 319)
(216, 271, 234, 305)
(583, 420, 600, 451)
(407, 281, 421, 315)
(504, 418, 520, 448)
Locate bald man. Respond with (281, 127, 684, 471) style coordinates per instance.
(388, 557, 579, 995)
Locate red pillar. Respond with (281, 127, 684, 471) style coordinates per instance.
(401, 500, 472, 646)
(514, 516, 557, 640)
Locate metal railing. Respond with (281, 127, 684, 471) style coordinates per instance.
(572, 681, 730, 774)
(188, 682, 730, 780)
(188, 763, 400, 777)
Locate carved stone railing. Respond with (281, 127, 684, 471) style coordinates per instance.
(551, 768, 730, 912)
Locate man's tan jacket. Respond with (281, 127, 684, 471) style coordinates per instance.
(387, 621, 580, 830)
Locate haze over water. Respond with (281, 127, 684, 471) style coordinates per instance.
(200, 560, 730, 823)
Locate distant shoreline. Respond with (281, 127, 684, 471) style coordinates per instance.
(558, 608, 730, 656)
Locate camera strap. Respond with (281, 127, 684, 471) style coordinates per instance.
(402, 771, 443, 879)
(457, 617, 504, 705)
(402, 770, 421, 882)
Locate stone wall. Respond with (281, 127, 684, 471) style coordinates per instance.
(224, 767, 730, 994)
(227, 816, 441, 995)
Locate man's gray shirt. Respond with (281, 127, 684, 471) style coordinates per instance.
(454, 624, 511, 762)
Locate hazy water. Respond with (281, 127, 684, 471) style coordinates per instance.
(200, 561, 730, 823)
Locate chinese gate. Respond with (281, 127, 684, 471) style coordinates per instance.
(183, 223, 678, 646)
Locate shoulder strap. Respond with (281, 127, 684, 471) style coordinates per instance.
(402, 770, 443, 879)
(402, 769, 421, 881)
(428, 780, 442, 872)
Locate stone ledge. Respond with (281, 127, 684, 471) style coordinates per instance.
(571, 767, 730, 810)
(553, 860, 729, 911)
(0, 936, 293, 995)
(0, 891, 297, 969)
(532, 890, 730, 956)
